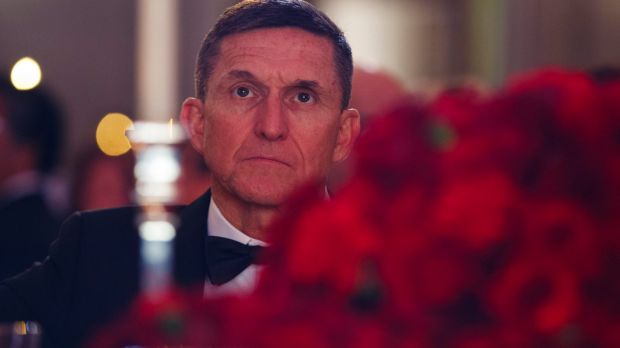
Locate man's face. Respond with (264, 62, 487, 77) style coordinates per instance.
(183, 27, 359, 207)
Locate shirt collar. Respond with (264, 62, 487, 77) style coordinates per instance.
(207, 197, 267, 246)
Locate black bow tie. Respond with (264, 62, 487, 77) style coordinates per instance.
(205, 236, 267, 285)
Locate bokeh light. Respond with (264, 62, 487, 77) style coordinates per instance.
(139, 220, 176, 242)
(10, 57, 42, 90)
(96, 113, 134, 156)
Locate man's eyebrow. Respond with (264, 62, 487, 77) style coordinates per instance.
(292, 79, 321, 91)
(226, 70, 257, 81)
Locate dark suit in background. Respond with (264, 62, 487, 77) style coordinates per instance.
(0, 191, 61, 280)
(0, 191, 210, 348)
(0, 74, 65, 282)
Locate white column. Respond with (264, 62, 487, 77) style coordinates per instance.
(134, 0, 182, 298)
(136, 0, 179, 122)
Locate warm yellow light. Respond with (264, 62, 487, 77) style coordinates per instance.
(12, 321, 27, 335)
(96, 113, 134, 156)
(10, 57, 42, 90)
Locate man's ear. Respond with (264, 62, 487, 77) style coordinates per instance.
(332, 108, 361, 163)
(180, 97, 205, 153)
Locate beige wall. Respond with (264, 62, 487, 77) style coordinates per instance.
(320, 0, 620, 89)
(318, 0, 468, 91)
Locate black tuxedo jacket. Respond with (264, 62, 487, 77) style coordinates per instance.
(0, 192, 61, 280)
(0, 191, 212, 347)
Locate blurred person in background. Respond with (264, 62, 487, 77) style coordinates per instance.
(72, 141, 210, 211)
(328, 65, 409, 192)
(72, 147, 134, 211)
(350, 66, 409, 129)
(0, 75, 65, 280)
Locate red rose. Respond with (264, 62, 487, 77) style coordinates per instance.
(278, 191, 380, 294)
(520, 199, 602, 278)
(356, 103, 440, 192)
(430, 171, 519, 251)
(430, 87, 485, 137)
(487, 259, 580, 334)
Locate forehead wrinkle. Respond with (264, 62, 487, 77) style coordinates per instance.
(220, 35, 335, 77)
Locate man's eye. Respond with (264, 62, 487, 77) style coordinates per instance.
(296, 92, 313, 103)
(234, 86, 252, 98)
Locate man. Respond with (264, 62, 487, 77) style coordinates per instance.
(0, 76, 64, 281)
(0, 1, 360, 347)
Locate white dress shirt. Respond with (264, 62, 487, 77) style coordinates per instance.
(203, 198, 267, 298)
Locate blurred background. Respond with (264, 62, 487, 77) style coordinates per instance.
(1, 0, 619, 200)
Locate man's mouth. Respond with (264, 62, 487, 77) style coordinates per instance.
(244, 156, 291, 167)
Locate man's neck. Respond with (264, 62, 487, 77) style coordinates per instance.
(210, 186, 280, 241)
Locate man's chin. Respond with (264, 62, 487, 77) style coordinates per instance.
(237, 187, 291, 207)
(226, 179, 298, 208)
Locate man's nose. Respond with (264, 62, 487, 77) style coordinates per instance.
(254, 95, 288, 141)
